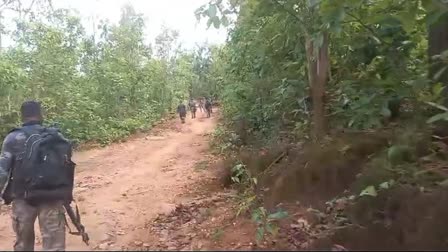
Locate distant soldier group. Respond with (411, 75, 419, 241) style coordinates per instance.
(177, 97, 213, 123)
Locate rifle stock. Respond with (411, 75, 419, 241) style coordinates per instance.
(64, 203, 89, 245)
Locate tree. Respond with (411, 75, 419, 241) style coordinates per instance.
(196, 0, 448, 143)
(197, 0, 332, 139)
(154, 25, 179, 60)
(0, 3, 204, 144)
(0, 0, 53, 49)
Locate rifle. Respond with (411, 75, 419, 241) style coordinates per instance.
(63, 203, 90, 245)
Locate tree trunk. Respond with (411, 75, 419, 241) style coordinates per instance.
(305, 33, 330, 140)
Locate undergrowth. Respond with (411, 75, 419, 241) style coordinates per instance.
(210, 125, 288, 244)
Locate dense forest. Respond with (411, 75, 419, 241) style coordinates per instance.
(2, 0, 448, 249)
(195, 0, 448, 250)
(0, 0, 219, 144)
(196, 0, 448, 141)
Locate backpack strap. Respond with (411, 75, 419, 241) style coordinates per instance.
(8, 127, 22, 134)
(9, 126, 45, 136)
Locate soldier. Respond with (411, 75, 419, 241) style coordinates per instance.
(188, 99, 197, 119)
(198, 98, 205, 113)
(204, 98, 212, 118)
(208, 97, 213, 114)
(177, 102, 187, 123)
(0, 101, 73, 251)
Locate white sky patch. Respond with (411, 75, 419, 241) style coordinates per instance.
(1, 0, 228, 49)
(52, 0, 228, 49)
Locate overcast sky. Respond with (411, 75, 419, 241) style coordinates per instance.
(2, 0, 228, 49)
(53, 0, 228, 48)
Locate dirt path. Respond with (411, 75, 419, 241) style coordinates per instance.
(0, 111, 219, 251)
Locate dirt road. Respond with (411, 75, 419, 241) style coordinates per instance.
(0, 111, 218, 251)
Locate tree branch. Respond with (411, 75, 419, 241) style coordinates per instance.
(345, 11, 392, 46)
(271, 0, 309, 36)
(0, 0, 16, 11)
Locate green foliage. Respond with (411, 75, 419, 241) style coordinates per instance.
(231, 163, 246, 184)
(359, 185, 378, 197)
(196, 0, 448, 142)
(236, 193, 257, 217)
(359, 180, 395, 198)
(387, 145, 414, 165)
(0, 5, 200, 144)
(228, 160, 260, 217)
(210, 125, 240, 154)
(426, 101, 448, 124)
(251, 207, 288, 243)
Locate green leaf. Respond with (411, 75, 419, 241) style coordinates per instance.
(359, 185, 377, 197)
(427, 112, 448, 124)
(212, 16, 221, 29)
(265, 223, 280, 236)
(432, 83, 445, 97)
(433, 66, 448, 81)
(208, 4, 218, 18)
(425, 101, 448, 112)
(395, 3, 418, 34)
(379, 180, 394, 190)
(388, 145, 411, 165)
(268, 210, 288, 220)
(206, 18, 213, 28)
(251, 210, 262, 223)
(221, 16, 229, 27)
(256, 227, 265, 242)
(265, 223, 274, 234)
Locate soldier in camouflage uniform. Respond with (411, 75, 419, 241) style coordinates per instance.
(0, 101, 66, 251)
(188, 99, 197, 119)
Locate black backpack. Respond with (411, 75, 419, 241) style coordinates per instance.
(13, 127, 76, 205)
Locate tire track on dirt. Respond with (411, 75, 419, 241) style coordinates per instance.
(0, 112, 218, 251)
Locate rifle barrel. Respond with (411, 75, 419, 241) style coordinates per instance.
(64, 204, 90, 245)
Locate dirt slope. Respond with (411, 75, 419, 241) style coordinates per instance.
(0, 111, 219, 251)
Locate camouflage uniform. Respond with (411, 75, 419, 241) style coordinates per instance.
(188, 101, 197, 119)
(204, 99, 212, 118)
(0, 122, 66, 251)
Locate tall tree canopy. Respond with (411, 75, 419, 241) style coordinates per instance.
(195, 0, 448, 142)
